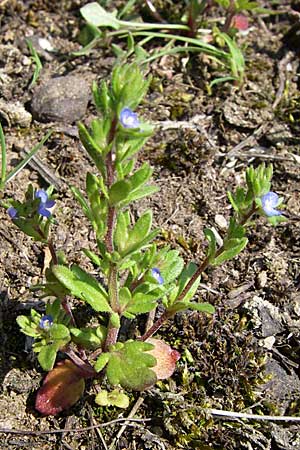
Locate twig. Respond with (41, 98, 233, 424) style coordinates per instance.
(224, 123, 269, 158)
(59, 416, 76, 450)
(20, 150, 64, 190)
(145, 0, 166, 23)
(226, 149, 296, 162)
(0, 418, 150, 436)
(87, 404, 108, 450)
(110, 397, 144, 449)
(272, 52, 293, 110)
(206, 408, 300, 422)
(61, 440, 76, 450)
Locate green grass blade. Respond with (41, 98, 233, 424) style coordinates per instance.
(27, 39, 43, 88)
(5, 130, 52, 184)
(111, 31, 229, 59)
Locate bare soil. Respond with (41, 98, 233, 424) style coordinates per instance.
(0, 1, 300, 449)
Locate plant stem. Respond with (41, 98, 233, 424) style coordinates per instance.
(222, 0, 236, 33)
(64, 347, 96, 378)
(47, 239, 58, 265)
(103, 115, 120, 350)
(140, 311, 169, 342)
(34, 226, 78, 329)
(108, 263, 119, 312)
(104, 320, 119, 352)
(104, 115, 117, 253)
(140, 202, 258, 340)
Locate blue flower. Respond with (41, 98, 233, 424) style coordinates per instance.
(35, 190, 55, 218)
(151, 268, 164, 285)
(119, 107, 140, 129)
(8, 207, 18, 219)
(261, 192, 282, 217)
(39, 315, 54, 330)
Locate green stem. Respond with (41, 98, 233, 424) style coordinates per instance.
(140, 203, 258, 340)
(108, 31, 225, 59)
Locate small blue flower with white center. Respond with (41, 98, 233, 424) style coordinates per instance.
(261, 192, 282, 217)
(35, 190, 55, 218)
(151, 268, 164, 285)
(39, 315, 54, 331)
(119, 107, 140, 129)
(8, 207, 18, 220)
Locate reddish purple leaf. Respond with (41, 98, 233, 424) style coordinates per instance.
(35, 360, 85, 416)
(147, 338, 180, 380)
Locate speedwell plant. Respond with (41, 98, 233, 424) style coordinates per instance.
(10, 63, 284, 415)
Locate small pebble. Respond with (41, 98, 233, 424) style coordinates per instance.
(215, 213, 227, 229)
(31, 74, 91, 123)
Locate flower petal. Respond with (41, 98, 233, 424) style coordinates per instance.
(35, 189, 48, 203)
(261, 192, 282, 217)
(39, 315, 54, 330)
(151, 268, 164, 285)
(44, 199, 55, 208)
(8, 207, 18, 219)
(120, 107, 140, 129)
(38, 205, 51, 218)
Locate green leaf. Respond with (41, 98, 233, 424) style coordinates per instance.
(120, 136, 149, 161)
(119, 286, 132, 310)
(127, 292, 158, 315)
(78, 122, 106, 177)
(185, 302, 215, 314)
(109, 180, 131, 205)
(49, 324, 70, 341)
(204, 228, 216, 262)
(70, 326, 105, 349)
(106, 341, 157, 390)
(121, 185, 159, 206)
(123, 229, 160, 258)
(114, 211, 129, 253)
(16, 315, 40, 337)
(95, 389, 129, 408)
(177, 262, 198, 295)
(86, 173, 108, 238)
(52, 265, 111, 312)
(128, 163, 153, 191)
(92, 80, 110, 115)
(38, 343, 59, 371)
(82, 248, 102, 267)
(160, 250, 185, 285)
(95, 352, 111, 372)
(213, 237, 248, 265)
(80, 2, 120, 29)
(108, 390, 130, 408)
(70, 186, 93, 222)
(127, 210, 152, 247)
(110, 312, 121, 328)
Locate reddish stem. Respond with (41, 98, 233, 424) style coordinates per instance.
(140, 202, 258, 341)
(222, 0, 236, 33)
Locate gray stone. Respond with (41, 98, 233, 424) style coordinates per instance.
(31, 75, 91, 123)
